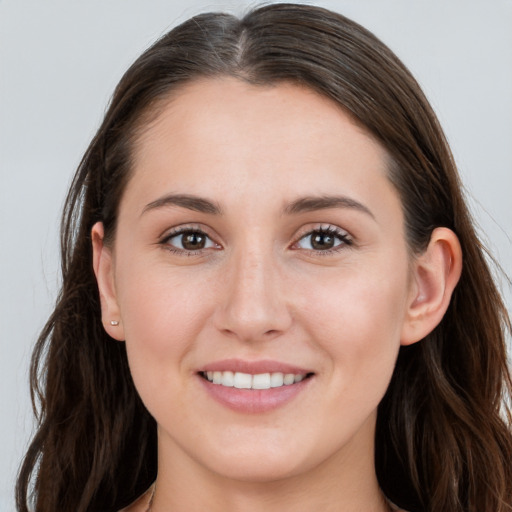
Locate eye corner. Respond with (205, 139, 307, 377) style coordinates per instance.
(159, 225, 222, 255)
(291, 224, 354, 254)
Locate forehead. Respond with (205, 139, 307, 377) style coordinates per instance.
(135, 77, 380, 159)
(123, 77, 398, 220)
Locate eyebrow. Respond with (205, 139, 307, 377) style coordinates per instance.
(141, 193, 374, 219)
(142, 194, 222, 216)
(283, 195, 375, 219)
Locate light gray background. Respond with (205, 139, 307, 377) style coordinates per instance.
(1, 0, 511, 510)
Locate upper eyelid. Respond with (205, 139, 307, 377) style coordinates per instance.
(157, 223, 352, 247)
(158, 223, 216, 241)
(291, 224, 354, 251)
(159, 226, 220, 254)
(293, 223, 352, 240)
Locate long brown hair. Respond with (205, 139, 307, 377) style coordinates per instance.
(16, 4, 512, 511)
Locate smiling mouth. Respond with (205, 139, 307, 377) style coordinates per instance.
(200, 371, 314, 390)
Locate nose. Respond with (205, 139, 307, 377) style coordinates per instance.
(213, 247, 292, 342)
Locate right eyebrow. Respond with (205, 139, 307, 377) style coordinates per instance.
(141, 193, 223, 217)
(283, 194, 375, 219)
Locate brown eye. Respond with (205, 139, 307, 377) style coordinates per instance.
(295, 227, 352, 252)
(311, 232, 336, 250)
(164, 229, 217, 252)
(181, 232, 207, 250)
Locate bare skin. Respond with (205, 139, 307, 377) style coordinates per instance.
(94, 78, 461, 512)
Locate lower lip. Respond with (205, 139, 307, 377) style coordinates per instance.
(198, 375, 313, 414)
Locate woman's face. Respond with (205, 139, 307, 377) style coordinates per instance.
(96, 78, 418, 483)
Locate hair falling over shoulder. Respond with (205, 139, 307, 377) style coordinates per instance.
(16, 4, 512, 511)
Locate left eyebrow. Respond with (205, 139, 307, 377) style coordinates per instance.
(141, 193, 223, 216)
(283, 195, 375, 219)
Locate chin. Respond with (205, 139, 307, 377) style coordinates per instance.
(192, 431, 328, 484)
(207, 454, 308, 483)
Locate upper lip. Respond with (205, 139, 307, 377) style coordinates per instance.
(198, 359, 313, 375)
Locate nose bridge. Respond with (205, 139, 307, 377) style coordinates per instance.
(215, 241, 291, 341)
(236, 246, 273, 305)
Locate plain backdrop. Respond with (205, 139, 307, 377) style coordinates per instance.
(1, 0, 511, 509)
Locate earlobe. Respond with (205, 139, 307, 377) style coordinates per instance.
(91, 222, 125, 341)
(401, 227, 462, 346)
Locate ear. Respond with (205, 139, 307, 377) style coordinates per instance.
(401, 227, 462, 346)
(91, 222, 125, 341)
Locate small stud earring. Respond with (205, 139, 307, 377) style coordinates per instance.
(110, 320, 120, 326)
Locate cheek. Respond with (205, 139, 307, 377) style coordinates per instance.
(300, 264, 409, 377)
(114, 262, 216, 385)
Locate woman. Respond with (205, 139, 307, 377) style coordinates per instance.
(16, 3, 512, 512)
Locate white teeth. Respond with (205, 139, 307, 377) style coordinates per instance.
(270, 372, 284, 387)
(283, 373, 295, 385)
(252, 373, 271, 389)
(221, 371, 234, 387)
(233, 372, 252, 389)
(203, 371, 308, 389)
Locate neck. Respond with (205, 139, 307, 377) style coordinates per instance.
(150, 418, 389, 512)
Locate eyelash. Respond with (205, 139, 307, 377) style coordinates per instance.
(159, 225, 353, 256)
(159, 226, 220, 256)
(292, 225, 353, 255)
